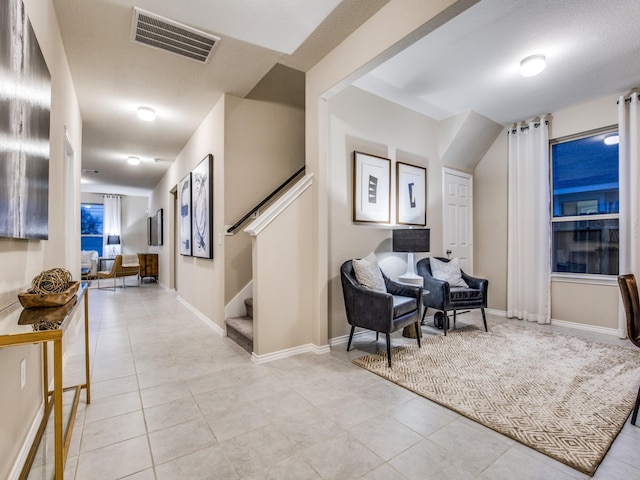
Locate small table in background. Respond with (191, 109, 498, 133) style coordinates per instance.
(98, 257, 115, 272)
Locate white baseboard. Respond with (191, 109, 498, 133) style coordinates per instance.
(330, 329, 377, 347)
(550, 318, 620, 337)
(485, 308, 506, 317)
(176, 295, 225, 337)
(251, 343, 330, 364)
(487, 308, 620, 337)
(9, 403, 44, 480)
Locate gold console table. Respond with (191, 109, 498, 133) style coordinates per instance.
(0, 283, 90, 479)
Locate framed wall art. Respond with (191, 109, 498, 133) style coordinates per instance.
(178, 172, 192, 255)
(1, 0, 51, 240)
(191, 154, 213, 259)
(353, 151, 391, 223)
(396, 162, 426, 226)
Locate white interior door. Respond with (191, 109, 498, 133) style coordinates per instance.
(442, 168, 473, 273)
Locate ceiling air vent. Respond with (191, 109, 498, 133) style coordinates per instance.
(131, 8, 220, 64)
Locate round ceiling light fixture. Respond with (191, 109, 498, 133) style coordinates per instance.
(137, 106, 156, 121)
(127, 156, 141, 165)
(520, 54, 546, 77)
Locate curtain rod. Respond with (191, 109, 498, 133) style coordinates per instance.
(617, 88, 639, 104)
(509, 119, 549, 134)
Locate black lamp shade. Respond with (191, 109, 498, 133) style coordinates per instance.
(392, 228, 430, 253)
(107, 235, 121, 245)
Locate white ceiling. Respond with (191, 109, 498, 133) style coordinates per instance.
(54, 0, 640, 196)
(355, 0, 640, 125)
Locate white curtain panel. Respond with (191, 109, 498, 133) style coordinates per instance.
(618, 90, 640, 337)
(103, 195, 122, 256)
(507, 119, 551, 323)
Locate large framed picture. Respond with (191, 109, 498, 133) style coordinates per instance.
(191, 154, 214, 259)
(1, 0, 51, 240)
(353, 151, 391, 223)
(396, 162, 426, 226)
(178, 172, 192, 255)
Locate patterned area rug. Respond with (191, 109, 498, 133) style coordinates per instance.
(352, 322, 640, 475)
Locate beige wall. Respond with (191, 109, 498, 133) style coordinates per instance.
(150, 93, 304, 328)
(474, 130, 508, 310)
(0, 0, 83, 476)
(252, 186, 313, 355)
(474, 93, 622, 329)
(306, 0, 477, 346)
(223, 96, 304, 304)
(150, 95, 226, 327)
(327, 86, 441, 339)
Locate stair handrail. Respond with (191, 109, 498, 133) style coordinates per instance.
(226, 165, 305, 234)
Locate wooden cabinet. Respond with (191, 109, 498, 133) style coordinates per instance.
(138, 253, 158, 281)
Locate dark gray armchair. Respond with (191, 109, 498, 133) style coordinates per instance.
(340, 260, 422, 367)
(417, 257, 488, 335)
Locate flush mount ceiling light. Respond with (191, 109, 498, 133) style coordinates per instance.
(137, 106, 156, 122)
(520, 54, 546, 77)
(127, 156, 141, 165)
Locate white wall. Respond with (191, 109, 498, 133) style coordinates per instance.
(122, 195, 151, 255)
(0, 0, 83, 476)
(80, 192, 150, 256)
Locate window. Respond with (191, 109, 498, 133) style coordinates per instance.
(80, 203, 104, 256)
(551, 128, 619, 275)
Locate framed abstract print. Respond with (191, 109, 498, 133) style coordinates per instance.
(191, 154, 213, 259)
(353, 151, 391, 224)
(396, 162, 426, 226)
(178, 172, 192, 255)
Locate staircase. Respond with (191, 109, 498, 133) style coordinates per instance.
(225, 298, 253, 353)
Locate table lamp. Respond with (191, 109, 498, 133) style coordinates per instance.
(393, 228, 430, 283)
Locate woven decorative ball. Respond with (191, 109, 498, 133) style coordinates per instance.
(29, 268, 72, 294)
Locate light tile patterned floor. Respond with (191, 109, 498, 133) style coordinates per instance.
(32, 283, 640, 479)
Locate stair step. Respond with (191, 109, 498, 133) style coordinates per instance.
(225, 316, 253, 354)
(244, 297, 253, 318)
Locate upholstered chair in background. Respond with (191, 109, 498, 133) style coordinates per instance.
(417, 257, 488, 335)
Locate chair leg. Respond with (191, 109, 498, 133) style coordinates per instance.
(376, 332, 379, 342)
(631, 384, 640, 426)
(346, 325, 355, 352)
(481, 308, 488, 332)
(453, 310, 457, 330)
(443, 312, 449, 336)
(386, 333, 392, 368)
(415, 322, 421, 348)
(421, 306, 428, 324)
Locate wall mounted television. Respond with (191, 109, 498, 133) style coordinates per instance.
(148, 208, 163, 246)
